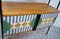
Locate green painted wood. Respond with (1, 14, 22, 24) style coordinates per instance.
(53, 16, 58, 23)
(30, 18, 42, 27)
(3, 20, 10, 33)
(30, 19, 35, 27)
(38, 18, 42, 25)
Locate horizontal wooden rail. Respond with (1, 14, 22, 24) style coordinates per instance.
(2, 2, 60, 16)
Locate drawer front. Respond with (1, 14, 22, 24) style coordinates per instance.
(3, 15, 37, 36)
(37, 13, 58, 28)
(3, 13, 58, 36)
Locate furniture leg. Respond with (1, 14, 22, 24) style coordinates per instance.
(46, 26, 51, 35)
(32, 14, 41, 31)
(0, 1, 4, 39)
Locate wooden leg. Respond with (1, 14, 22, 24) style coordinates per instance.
(46, 26, 51, 35)
(32, 14, 41, 31)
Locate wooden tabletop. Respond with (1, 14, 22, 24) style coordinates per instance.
(2, 2, 60, 16)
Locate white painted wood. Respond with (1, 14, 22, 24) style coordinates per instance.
(11, 16, 13, 24)
(14, 16, 16, 23)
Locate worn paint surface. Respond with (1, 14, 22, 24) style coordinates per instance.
(3, 20, 10, 33)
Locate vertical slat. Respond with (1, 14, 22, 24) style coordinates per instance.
(27, 15, 30, 21)
(19, 16, 21, 22)
(24, 15, 27, 32)
(22, 27, 24, 32)
(7, 31, 9, 35)
(8, 16, 11, 35)
(20, 27, 22, 33)
(6, 31, 8, 36)
(15, 28, 16, 34)
(29, 15, 31, 21)
(18, 28, 19, 33)
(5, 16, 7, 22)
(26, 15, 29, 22)
(28, 15, 31, 22)
(11, 29, 13, 35)
(5, 16, 7, 36)
(13, 28, 15, 34)
(28, 26, 30, 30)
(9, 16, 11, 23)
(10, 16, 13, 35)
(41, 14, 44, 19)
(23, 27, 24, 32)
(28, 26, 30, 31)
(24, 15, 27, 22)
(22, 15, 24, 22)
(8, 29, 10, 35)
(13, 16, 14, 23)
(3, 17, 5, 20)
(26, 26, 28, 31)
(27, 26, 29, 31)
(20, 16, 23, 22)
(31, 27, 32, 30)
(22, 15, 24, 32)
(18, 27, 20, 33)
(20, 27, 22, 32)
(14, 16, 16, 23)
(34, 15, 37, 19)
(16, 16, 18, 23)
(10, 29, 12, 35)
(24, 27, 26, 32)
(17, 28, 19, 33)
(11, 16, 16, 34)
(16, 28, 18, 33)
(33, 15, 35, 20)
(16, 16, 19, 33)
(30, 26, 32, 30)
(25, 15, 28, 31)
(17, 16, 20, 23)
(31, 15, 33, 21)
(6, 16, 9, 23)
(11, 16, 13, 24)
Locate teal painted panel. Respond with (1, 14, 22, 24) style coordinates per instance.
(30, 18, 42, 27)
(3, 20, 10, 33)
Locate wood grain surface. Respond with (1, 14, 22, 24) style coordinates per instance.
(2, 2, 60, 16)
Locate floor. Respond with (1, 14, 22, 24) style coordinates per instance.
(4, 27, 60, 39)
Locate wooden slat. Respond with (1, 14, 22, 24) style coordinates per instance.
(2, 2, 60, 16)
